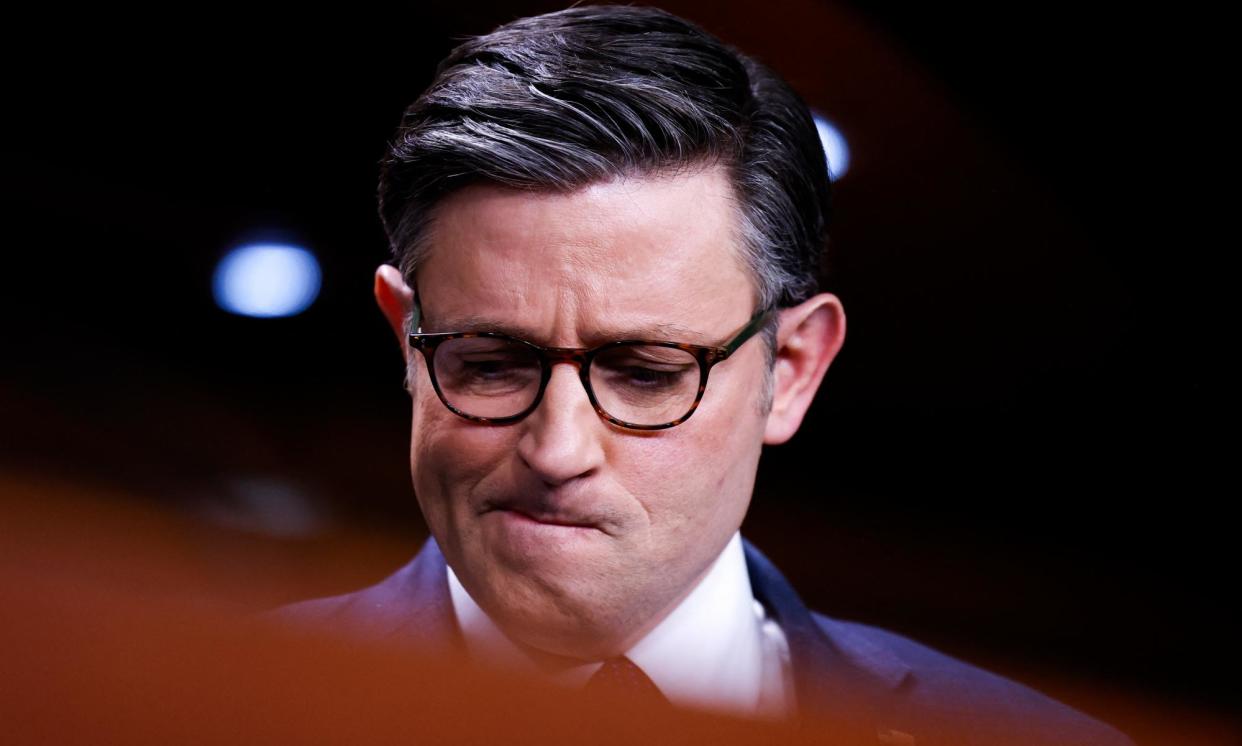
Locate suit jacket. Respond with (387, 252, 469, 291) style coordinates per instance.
(272, 536, 1133, 746)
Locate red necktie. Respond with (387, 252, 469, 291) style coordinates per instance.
(582, 656, 670, 710)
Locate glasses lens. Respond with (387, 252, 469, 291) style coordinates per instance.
(590, 344, 701, 426)
(433, 336, 542, 419)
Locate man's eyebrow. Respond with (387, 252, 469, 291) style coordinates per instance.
(421, 314, 717, 345)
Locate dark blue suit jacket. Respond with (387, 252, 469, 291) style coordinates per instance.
(273, 536, 1133, 745)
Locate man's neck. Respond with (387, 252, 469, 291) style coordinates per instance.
(446, 531, 791, 716)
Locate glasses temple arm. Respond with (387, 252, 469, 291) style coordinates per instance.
(719, 306, 777, 357)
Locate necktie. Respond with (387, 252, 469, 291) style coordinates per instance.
(581, 656, 670, 710)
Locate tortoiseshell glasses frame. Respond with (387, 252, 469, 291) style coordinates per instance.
(407, 305, 776, 431)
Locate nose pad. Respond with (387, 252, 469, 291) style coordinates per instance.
(533, 361, 596, 420)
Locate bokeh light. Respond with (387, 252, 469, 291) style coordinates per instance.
(213, 243, 322, 318)
(812, 113, 850, 181)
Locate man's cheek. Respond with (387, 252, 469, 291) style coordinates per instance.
(411, 408, 462, 470)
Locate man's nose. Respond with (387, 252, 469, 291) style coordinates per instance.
(515, 362, 606, 486)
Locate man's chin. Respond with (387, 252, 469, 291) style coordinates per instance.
(470, 567, 645, 661)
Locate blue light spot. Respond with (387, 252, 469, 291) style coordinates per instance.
(213, 243, 321, 318)
(812, 113, 850, 181)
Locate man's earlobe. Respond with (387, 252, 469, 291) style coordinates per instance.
(763, 293, 846, 445)
(374, 264, 414, 353)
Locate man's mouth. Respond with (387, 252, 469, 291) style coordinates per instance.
(481, 498, 605, 531)
(496, 508, 598, 529)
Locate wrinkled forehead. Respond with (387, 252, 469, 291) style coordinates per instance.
(411, 166, 760, 343)
(414, 164, 757, 283)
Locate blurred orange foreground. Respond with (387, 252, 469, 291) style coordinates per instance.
(2, 471, 1236, 744)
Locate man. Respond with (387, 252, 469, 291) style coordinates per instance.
(273, 6, 1131, 744)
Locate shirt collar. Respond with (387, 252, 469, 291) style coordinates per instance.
(447, 530, 776, 715)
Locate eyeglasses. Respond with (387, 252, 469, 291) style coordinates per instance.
(407, 304, 776, 431)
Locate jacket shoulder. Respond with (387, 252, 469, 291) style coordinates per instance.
(258, 540, 458, 650)
(260, 583, 400, 637)
(812, 612, 1134, 746)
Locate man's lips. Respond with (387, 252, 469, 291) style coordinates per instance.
(481, 498, 605, 530)
(494, 507, 599, 529)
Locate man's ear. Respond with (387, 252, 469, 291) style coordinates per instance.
(374, 264, 414, 361)
(763, 293, 846, 445)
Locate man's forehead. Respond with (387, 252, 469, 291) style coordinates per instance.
(415, 305, 724, 347)
(411, 164, 757, 343)
(423, 165, 743, 252)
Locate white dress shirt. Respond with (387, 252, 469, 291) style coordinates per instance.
(447, 530, 794, 719)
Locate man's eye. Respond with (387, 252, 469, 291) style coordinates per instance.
(621, 366, 686, 388)
(597, 361, 694, 390)
(459, 357, 530, 379)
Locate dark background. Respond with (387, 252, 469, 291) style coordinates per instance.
(2, 0, 1229, 728)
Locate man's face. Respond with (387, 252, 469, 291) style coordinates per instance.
(406, 165, 771, 660)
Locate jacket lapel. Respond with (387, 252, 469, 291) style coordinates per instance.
(362, 535, 462, 653)
(743, 538, 908, 737)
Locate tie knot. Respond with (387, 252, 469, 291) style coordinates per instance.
(582, 656, 669, 709)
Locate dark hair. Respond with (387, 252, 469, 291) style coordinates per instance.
(378, 4, 831, 351)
